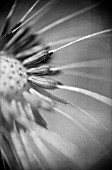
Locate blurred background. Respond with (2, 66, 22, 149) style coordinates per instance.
(0, 0, 112, 169)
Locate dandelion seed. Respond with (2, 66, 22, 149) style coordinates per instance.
(56, 84, 112, 106)
(51, 29, 112, 53)
(37, 1, 101, 34)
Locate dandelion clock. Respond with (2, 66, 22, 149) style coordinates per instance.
(0, 0, 112, 170)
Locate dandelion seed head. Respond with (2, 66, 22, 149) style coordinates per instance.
(0, 53, 27, 96)
(0, 0, 112, 169)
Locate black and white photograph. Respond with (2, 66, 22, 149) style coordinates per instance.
(0, 0, 112, 170)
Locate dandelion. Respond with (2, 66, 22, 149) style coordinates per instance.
(0, 0, 112, 170)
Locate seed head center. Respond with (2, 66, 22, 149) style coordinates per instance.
(0, 54, 27, 95)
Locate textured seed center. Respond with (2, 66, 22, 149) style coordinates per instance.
(0, 55, 27, 95)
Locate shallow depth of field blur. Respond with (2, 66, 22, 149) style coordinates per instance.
(0, 0, 112, 169)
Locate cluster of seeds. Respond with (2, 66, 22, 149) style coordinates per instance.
(0, 53, 27, 95)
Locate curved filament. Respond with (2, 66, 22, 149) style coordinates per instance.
(37, 2, 101, 34)
(57, 85, 112, 106)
